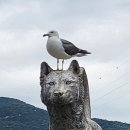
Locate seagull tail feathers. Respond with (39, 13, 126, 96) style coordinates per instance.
(74, 49, 91, 57)
(79, 49, 91, 54)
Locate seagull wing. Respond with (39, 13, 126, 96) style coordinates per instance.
(61, 39, 79, 56)
(61, 39, 91, 56)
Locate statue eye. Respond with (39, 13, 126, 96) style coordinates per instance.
(48, 82, 55, 86)
(66, 81, 71, 85)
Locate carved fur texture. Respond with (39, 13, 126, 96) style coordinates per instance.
(40, 60, 102, 130)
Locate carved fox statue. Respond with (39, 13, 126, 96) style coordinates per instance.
(40, 60, 102, 130)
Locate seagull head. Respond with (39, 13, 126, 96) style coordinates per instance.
(43, 30, 59, 37)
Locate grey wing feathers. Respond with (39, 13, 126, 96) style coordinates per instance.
(61, 39, 80, 55)
(61, 39, 91, 56)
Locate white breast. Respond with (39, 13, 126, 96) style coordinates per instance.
(46, 37, 71, 59)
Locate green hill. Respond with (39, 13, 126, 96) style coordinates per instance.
(93, 118, 130, 130)
(0, 97, 130, 130)
(0, 97, 49, 130)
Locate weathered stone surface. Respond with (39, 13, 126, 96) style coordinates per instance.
(40, 60, 102, 130)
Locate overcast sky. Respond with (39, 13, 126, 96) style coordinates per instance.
(0, 0, 130, 123)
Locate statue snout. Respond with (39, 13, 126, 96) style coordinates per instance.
(54, 91, 63, 97)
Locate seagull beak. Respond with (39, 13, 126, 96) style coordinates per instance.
(43, 33, 49, 37)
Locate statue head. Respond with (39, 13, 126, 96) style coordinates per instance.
(40, 60, 83, 105)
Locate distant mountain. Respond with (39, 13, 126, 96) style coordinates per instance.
(0, 97, 130, 130)
(93, 118, 130, 130)
(0, 97, 49, 130)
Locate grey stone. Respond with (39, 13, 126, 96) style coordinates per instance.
(40, 60, 102, 130)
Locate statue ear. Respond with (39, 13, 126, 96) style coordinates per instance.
(40, 62, 53, 76)
(68, 60, 80, 74)
(40, 62, 53, 86)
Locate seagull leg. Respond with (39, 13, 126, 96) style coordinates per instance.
(62, 59, 64, 70)
(57, 59, 59, 70)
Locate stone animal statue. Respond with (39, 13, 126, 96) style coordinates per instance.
(40, 60, 102, 130)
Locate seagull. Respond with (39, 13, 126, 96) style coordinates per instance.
(43, 30, 91, 70)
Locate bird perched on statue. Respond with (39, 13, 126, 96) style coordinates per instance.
(43, 30, 91, 70)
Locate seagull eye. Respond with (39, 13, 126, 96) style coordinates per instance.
(66, 81, 71, 85)
(48, 82, 55, 86)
